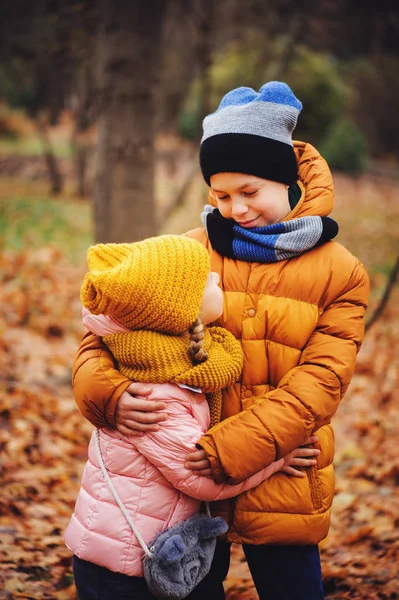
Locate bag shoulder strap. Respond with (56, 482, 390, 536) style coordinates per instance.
(94, 429, 153, 558)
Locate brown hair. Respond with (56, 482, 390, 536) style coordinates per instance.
(187, 317, 208, 364)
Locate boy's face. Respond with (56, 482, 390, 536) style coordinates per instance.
(210, 172, 291, 228)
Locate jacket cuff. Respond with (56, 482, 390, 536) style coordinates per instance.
(198, 438, 227, 484)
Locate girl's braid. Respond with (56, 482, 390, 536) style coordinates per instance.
(188, 317, 208, 364)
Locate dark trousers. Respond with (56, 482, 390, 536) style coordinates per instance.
(72, 556, 157, 600)
(73, 542, 324, 600)
(186, 541, 324, 600)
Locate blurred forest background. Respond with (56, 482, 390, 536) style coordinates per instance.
(0, 0, 398, 598)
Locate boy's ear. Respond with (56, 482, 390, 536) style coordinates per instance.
(208, 188, 218, 208)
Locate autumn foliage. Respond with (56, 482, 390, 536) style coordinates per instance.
(0, 174, 398, 599)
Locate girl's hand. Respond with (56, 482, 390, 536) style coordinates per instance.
(185, 448, 213, 478)
(280, 435, 320, 478)
(115, 383, 169, 437)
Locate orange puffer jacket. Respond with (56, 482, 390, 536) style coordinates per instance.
(72, 141, 369, 546)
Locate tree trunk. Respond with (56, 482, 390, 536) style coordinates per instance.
(75, 144, 88, 197)
(37, 121, 63, 196)
(94, 0, 167, 243)
(72, 64, 95, 198)
(194, 0, 214, 133)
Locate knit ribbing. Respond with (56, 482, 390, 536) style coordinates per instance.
(201, 102, 299, 145)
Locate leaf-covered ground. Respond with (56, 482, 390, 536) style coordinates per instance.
(0, 173, 398, 599)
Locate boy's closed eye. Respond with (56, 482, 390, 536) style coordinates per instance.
(213, 189, 259, 201)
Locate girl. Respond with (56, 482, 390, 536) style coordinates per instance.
(65, 234, 318, 600)
(71, 82, 369, 599)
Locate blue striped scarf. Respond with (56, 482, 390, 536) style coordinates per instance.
(201, 205, 338, 263)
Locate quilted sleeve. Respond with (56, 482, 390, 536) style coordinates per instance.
(134, 394, 284, 501)
(199, 259, 369, 484)
(72, 332, 132, 428)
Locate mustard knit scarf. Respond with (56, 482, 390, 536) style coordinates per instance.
(103, 327, 243, 427)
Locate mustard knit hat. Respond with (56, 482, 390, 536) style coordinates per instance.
(80, 235, 211, 334)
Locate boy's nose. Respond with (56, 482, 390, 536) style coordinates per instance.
(230, 197, 248, 217)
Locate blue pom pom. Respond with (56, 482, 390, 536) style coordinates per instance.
(216, 81, 302, 112)
(217, 86, 257, 110)
(259, 81, 302, 111)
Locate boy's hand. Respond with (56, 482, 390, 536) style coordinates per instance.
(115, 383, 169, 437)
(185, 436, 321, 479)
(280, 435, 320, 477)
(185, 448, 213, 478)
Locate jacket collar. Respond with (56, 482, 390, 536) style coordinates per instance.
(287, 141, 334, 220)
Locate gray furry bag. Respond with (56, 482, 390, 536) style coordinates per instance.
(143, 512, 228, 599)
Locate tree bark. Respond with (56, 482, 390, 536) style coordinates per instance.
(37, 120, 63, 196)
(75, 144, 88, 197)
(195, 0, 214, 126)
(94, 0, 167, 243)
(72, 64, 95, 198)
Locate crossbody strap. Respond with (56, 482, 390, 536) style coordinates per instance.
(94, 429, 211, 559)
(94, 429, 153, 558)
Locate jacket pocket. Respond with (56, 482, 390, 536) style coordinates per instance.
(306, 464, 323, 511)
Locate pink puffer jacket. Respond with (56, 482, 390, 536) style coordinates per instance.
(65, 383, 283, 576)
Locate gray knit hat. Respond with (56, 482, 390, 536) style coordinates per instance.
(200, 81, 302, 185)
